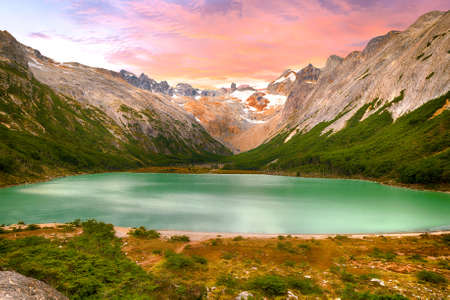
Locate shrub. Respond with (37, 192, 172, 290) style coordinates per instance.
(0, 220, 158, 299)
(232, 235, 244, 241)
(129, 226, 160, 239)
(437, 260, 449, 270)
(284, 260, 295, 267)
(287, 276, 322, 295)
(152, 249, 162, 255)
(192, 255, 207, 265)
(221, 252, 235, 260)
(340, 270, 357, 283)
(442, 234, 450, 245)
(416, 270, 447, 284)
(67, 219, 81, 227)
(298, 243, 311, 250)
(369, 248, 396, 261)
(210, 238, 222, 246)
(81, 219, 115, 240)
(277, 241, 296, 253)
(216, 273, 239, 288)
(164, 253, 194, 270)
(408, 254, 426, 262)
(25, 224, 40, 231)
(335, 235, 349, 241)
(169, 235, 190, 242)
(248, 275, 287, 296)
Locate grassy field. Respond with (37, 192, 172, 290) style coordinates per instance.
(1, 220, 448, 299)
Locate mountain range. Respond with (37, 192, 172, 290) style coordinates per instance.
(0, 10, 448, 188)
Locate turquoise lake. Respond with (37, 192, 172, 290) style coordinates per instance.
(0, 173, 449, 234)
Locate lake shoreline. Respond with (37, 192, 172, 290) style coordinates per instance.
(130, 166, 450, 193)
(4, 223, 450, 242)
(1, 166, 448, 193)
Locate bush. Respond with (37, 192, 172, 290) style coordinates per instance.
(232, 235, 244, 241)
(369, 248, 396, 261)
(277, 241, 296, 253)
(169, 235, 190, 242)
(129, 226, 160, 239)
(192, 255, 207, 265)
(298, 243, 311, 250)
(221, 252, 235, 260)
(340, 270, 357, 283)
(287, 276, 322, 295)
(442, 234, 450, 245)
(248, 275, 287, 296)
(0, 220, 158, 299)
(216, 273, 239, 288)
(335, 235, 349, 241)
(81, 219, 115, 240)
(25, 224, 40, 231)
(210, 238, 222, 246)
(416, 270, 447, 284)
(164, 253, 194, 270)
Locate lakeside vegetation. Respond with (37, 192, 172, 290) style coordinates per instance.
(225, 92, 450, 189)
(0, 220, 449, 299)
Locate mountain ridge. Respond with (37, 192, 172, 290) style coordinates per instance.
(0, 30, 230, 186)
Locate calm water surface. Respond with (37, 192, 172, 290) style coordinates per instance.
(0, 173, 449, 234)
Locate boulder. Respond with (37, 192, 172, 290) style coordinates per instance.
(0, 271, 68, 300)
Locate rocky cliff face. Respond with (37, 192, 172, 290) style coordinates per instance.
(281, 11, 450, 136)
(23, 44, 228, 156)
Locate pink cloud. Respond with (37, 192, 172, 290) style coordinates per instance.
(29, 32, 51, 39)
(65, 0, 449, 85)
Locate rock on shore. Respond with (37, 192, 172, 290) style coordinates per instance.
(0, 271, 68, 300)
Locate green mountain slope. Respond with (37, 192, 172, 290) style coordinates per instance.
(0, 60, 228, 186)
(226, 92, 449, 188)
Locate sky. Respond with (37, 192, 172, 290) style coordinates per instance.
(0, 1, 448, 88)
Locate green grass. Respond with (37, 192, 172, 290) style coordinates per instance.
(226, 91, 450, 186)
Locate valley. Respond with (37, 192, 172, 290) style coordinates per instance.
(1, 11, 448, 190)
(0, 7, 449, 300)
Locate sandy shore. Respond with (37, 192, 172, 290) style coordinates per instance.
(4, 223, 448, 242)
(114, 227, 450, 241)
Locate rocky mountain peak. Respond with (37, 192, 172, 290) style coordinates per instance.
(119, 69, 174, 95)
(363, 30, 400, 57)
(324, 55, 343, 72)
(296, 64, 320, 82)
(408, 10, 447, 31)
(0, 30, 28, 68)
(175, 83, 199, 97)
